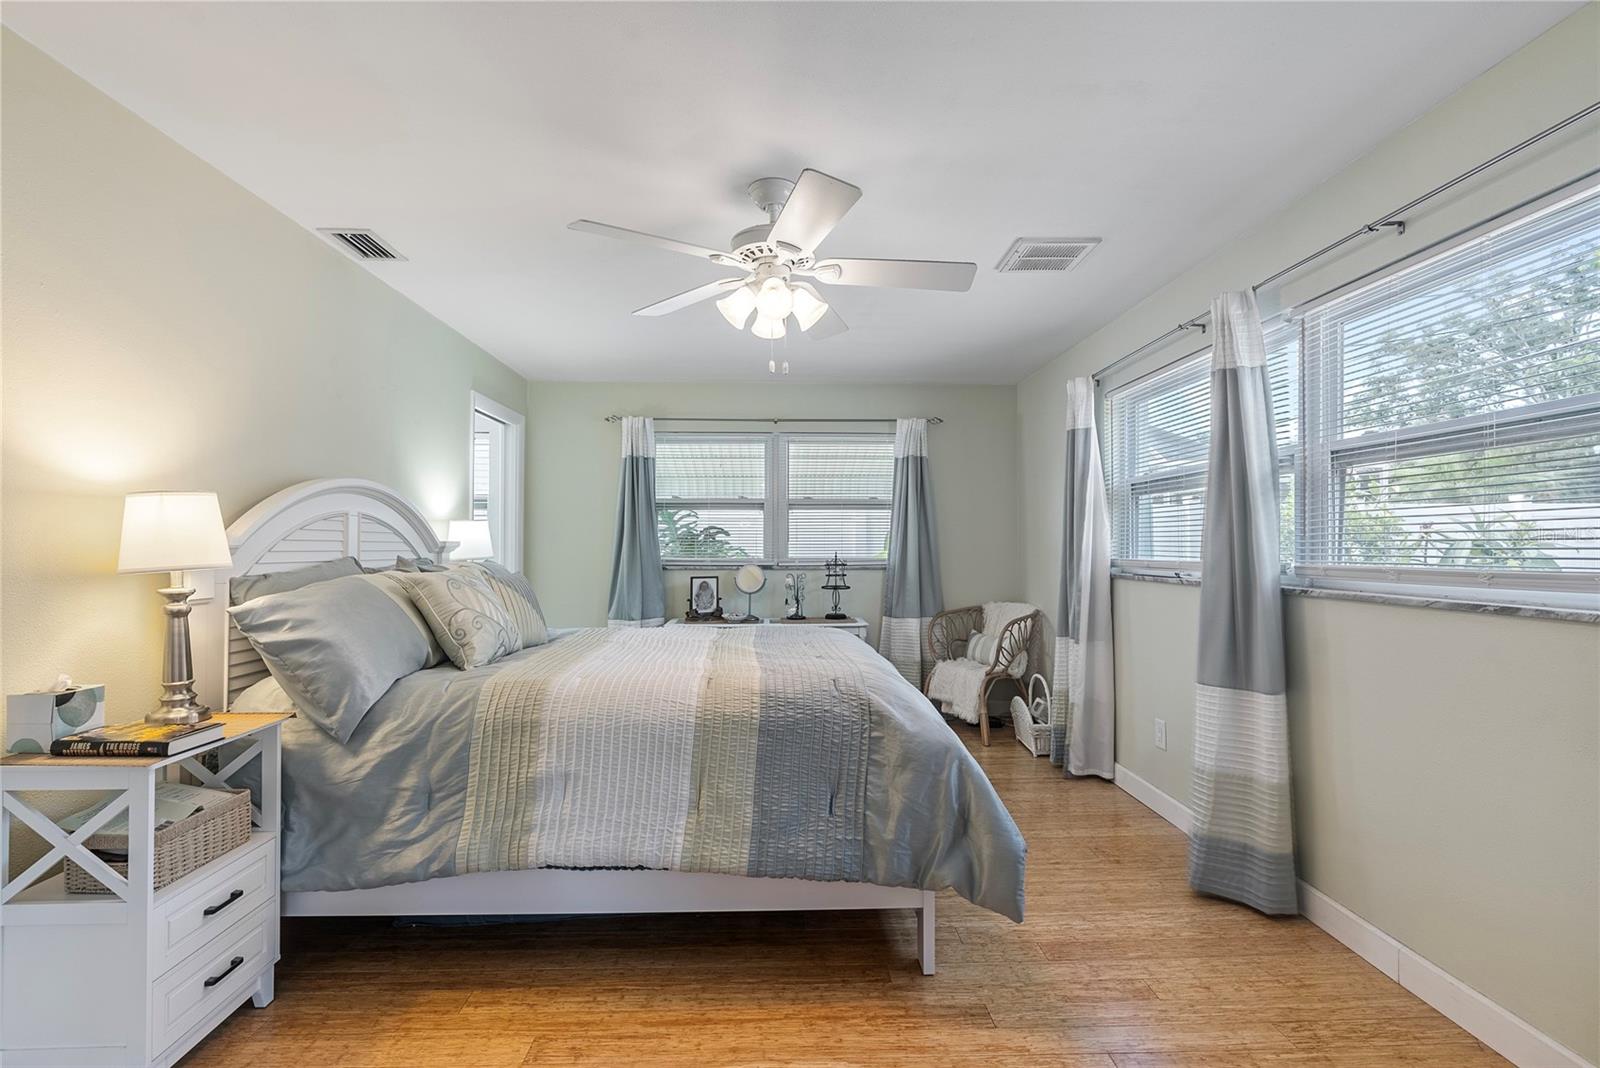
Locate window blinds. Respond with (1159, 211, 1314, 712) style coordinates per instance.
(1299, 187, 1600, 576)
(471, 430, 492, 521)
(784, 436, 893, 560)
(1105, 325, 1298, 563)
(652, 432, 896, 563)
(655, 437, 767, 560)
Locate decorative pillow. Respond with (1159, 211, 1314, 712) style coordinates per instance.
(227, 573, 438, 742)
(364, 571, 448, 668)
(229, 557, 363, 606)
(965, 629, 1029, 678)
(465, 560, 549, 648)
(393, 568, 523, 669)
(392, 556, 448, 573)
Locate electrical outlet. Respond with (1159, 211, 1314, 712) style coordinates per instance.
(1154, 718, 1168, 751)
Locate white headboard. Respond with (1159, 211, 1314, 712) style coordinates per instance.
(192, 478, 446, 710)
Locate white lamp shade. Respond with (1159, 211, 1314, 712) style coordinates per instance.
(751, 314, 787, 340)
(754, 278, 794, 320)
(447, 519, 495, 561)
(791, 282, 829, 331)
(117, 492, 232, 574)
(716, 283, 758, 330)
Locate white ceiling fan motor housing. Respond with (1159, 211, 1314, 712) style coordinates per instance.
(727, 177, 816, 270)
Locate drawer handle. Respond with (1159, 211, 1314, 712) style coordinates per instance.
(203, 956, 245, 988)
(203, 889, 245, 917)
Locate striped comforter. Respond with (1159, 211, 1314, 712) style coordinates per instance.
(269, 625, 1027, 920)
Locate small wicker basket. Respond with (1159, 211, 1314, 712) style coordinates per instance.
(65, 786, 252, 894)
(1010, 673, 1053, 757)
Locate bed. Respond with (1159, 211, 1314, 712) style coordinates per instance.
(191, 478, 1026, 974)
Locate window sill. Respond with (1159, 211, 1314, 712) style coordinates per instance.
(1109, 567, 1599, 624)
(662, 561, 888, 571)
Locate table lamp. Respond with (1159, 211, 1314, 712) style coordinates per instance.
(445, 519, 494, 561)
(118, 492, 233, 724)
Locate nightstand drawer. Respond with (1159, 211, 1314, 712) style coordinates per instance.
(154, 835, 275, 973)
(152, 904, 272, 1054)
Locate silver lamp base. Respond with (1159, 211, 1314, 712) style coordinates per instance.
(146, 585, 213, 726)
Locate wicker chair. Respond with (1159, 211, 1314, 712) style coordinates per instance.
(923, 603, 1041, 746)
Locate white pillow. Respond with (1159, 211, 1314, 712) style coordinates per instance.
(964, 629, 1029, 678)
(231, 675, 296, 713)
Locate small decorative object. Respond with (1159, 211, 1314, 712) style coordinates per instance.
(6, 676, 105, 755)
(445, 518, 495, 561)
(821, 553, 850, 620)
(118, 492, 233, 724)
(685, 575, 724, 621)
(784, 572, 807, 620)
(731, 564, 766, 622)
(1010, 673, 1053, 757)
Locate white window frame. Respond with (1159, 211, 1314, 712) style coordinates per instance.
(1103, 179, 1600, 609)
(655, 430, 894, 568)
(777, 431, 894, 567)
(1105, 325, 1297, 574)
(654, 432, 774, 566)
(468, 391, 525, 572)
(1293, 183, 1600, 606)
(1105, 349, 1210, 573)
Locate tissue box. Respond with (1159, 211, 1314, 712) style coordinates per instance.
(6, 685, 106, 755)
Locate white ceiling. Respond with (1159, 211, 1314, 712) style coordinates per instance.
(3, 2, 1578, 384)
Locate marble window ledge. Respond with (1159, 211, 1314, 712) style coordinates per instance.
(1110, 568, 1599, 625)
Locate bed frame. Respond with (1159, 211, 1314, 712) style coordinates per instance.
(192, 478, 936, 974)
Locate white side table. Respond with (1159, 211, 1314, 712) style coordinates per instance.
(0, 712, 291, 1067)
(667, 616, 870, 641)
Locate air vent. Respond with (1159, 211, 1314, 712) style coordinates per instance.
(317, 228, 406, 261)
(996, 237, 1100, 273)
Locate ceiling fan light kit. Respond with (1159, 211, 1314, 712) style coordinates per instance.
(751, 314, 786, 340)
(569, 168, 978, 348)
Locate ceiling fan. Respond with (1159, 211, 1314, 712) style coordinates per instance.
(569, 169, 977, 340)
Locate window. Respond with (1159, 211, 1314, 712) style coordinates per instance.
(1104, 185, 1600, 600)
(1105, 323, 1297, 565)
(469, 392, 524, 571)
(655, 432, 894, 564)
(1299, 188, 1600, 588)
(655, 435, 769, 560)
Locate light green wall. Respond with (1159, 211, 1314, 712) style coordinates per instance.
(1021, 9, 1600, 1062)
(0, 29, 527, 716)
(524, 381, 1021, 643)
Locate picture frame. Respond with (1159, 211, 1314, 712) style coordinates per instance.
(689, 575, 721, 617)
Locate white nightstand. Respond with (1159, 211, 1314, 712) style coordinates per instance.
(667, 616, 870, 641)
(0, 712, 290, 1067)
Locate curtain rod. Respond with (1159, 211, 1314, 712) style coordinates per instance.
(1093, 100, 1600, 383)
(604, 415, 943, 425)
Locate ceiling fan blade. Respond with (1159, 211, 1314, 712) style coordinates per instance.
(633, 278, 746, 317)
(768, 170, 862, 252)
(809, 257, 977, 292)
(569, 220, 739, 265)
(804, 306, 849, 340)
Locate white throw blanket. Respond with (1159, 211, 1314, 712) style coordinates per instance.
(926, 601, 1035, 724)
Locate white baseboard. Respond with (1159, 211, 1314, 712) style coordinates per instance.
(1110, 762, 1594, 1068)
(1112, 762, 1193, 834)
(1296, 880, 1400, 981)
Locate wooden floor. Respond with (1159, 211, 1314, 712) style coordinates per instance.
(183, 728, 1506, 1068)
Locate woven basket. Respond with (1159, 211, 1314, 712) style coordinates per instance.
(1010, 673, 1053, 757)
(65, 787, 252, 894)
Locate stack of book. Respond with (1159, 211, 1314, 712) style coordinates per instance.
(50, 720, 223, 757)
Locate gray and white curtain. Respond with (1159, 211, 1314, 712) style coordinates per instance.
(1050, 378, 1115, 780)
(1188, 290, 1297, 915)
(879, 418, 943, 686)
(606, 416, 666, 627)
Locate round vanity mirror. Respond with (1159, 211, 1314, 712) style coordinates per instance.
(732, 564, 766, 621)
